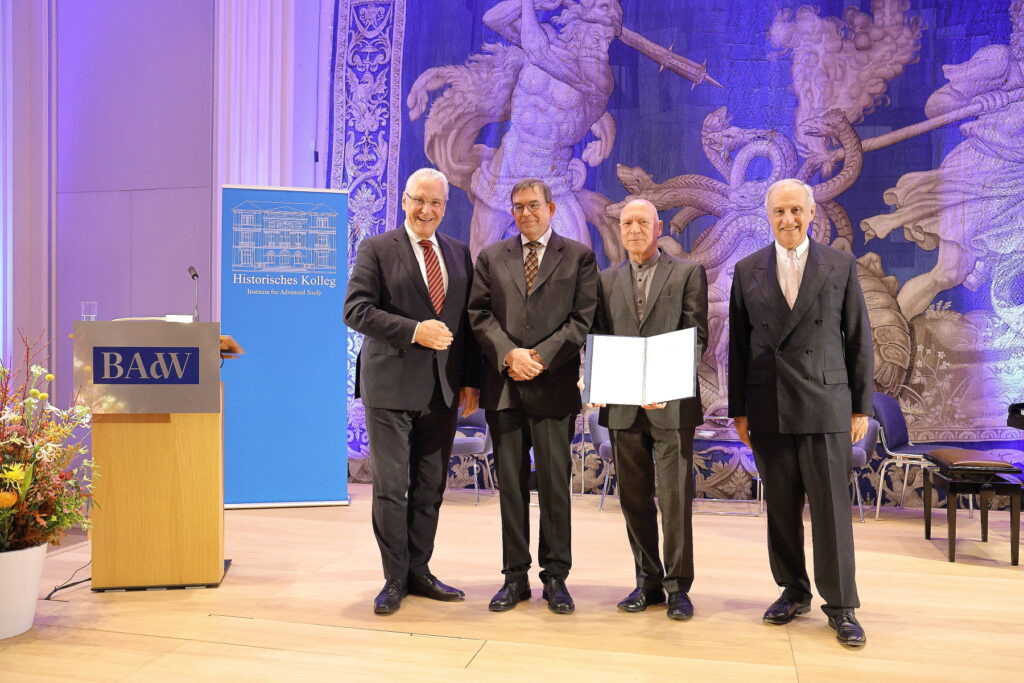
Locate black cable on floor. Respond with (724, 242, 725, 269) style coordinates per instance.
(45, 560, 92, 599)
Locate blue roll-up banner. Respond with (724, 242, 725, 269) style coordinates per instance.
(221, 186, 349, 506)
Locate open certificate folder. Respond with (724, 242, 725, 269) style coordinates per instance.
(582, 327, 697, 406)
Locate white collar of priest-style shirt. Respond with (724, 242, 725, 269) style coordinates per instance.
(520, 226, 553, 266)
(774, 234, 809, 290)
(404, 222, 449, 291)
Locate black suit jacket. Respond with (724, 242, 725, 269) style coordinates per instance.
(728, 240, 873, 434)
(344, 227, 479, 411)
(593, 253, 709, 431)
(468, 232, 598, 416)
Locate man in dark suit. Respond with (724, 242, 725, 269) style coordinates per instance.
(344, 168, 480, 615)
(728, 178, 873, 647)
(468, 178, 598, 614)
(589, 199, 708, 620)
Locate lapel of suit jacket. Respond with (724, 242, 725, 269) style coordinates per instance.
(500, 238, 528, 301)
(779, 239, 832, 342)
(394, 228, 436, 312)
(528, 232, 565, 295)
(435, 234, 465, 316)
(639, 254, 672, 328)
(753, 244, 785, 321)
(613, 261, 640, 330)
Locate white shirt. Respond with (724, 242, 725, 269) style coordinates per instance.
(521, 227, 553, 267)
(405, 223, 449, 292)
(774, 235, 809, 295)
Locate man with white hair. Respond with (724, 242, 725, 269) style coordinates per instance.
(345, 168, 480, 615)
(728, 178, 873, 647)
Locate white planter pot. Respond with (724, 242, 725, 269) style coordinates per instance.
(0, 543, 47, 639)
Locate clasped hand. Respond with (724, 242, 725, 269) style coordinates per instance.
(414, 320, 453, 350)
(506, 348, 544, 381)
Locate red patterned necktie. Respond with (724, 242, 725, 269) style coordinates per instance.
(524, 241, 541, 293)
(418, 240, 445, 315)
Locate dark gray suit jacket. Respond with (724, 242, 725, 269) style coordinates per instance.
(344, 228, 479, 411)
(728, 240, 874, 434)
(468, 232, 598, 417)
(593, 253, 709, 431)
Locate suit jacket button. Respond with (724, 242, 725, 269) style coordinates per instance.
(805, 349, 813, 355)
(776, 349, 783, 356)
(815, 319, 823, 324)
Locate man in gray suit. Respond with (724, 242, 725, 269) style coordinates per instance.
(344, 168, 479, 616)
(469, 178, 598, 615)
(590, 198, 708, 620)
(728, 178, 873, 647)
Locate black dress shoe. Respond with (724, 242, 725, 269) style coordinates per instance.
(616, 587, 666, 613)
(488, 581, 531, 612)
(408, 572, 465, 601)
(762, 596, 811, 625)
(828, 610, 867, 648)
(373, 581, 406, 615)
(542, 577, 575, 615)
(666, 591, 694, 621)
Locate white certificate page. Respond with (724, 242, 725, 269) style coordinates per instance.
(586, 335, 646, 406)
(642, 327, 696, 404)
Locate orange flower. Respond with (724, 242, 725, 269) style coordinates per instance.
(0, 490, 17, 509)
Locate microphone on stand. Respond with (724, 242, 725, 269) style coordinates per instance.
(188, 266, 200, 322)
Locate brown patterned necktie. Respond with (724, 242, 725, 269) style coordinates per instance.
(418, 240, 445, 315)
(524, 241, 541, 293)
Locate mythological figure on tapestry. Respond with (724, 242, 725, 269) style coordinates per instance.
(862, 2, 1024, 330)
(408, 0, 719, 257)
(606, 0, 921, 415)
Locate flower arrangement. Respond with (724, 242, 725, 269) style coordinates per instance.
(0, 341, 93, 552)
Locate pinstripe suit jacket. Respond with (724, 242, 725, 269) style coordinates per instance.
(728, 240, 873, 434)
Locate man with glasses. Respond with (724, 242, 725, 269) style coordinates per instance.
(345, 168, 480, 615)
(468, 178, 598, 614)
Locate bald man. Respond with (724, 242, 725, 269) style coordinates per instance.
(590, 199, 708, 620)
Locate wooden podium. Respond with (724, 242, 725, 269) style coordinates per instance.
(73, 322, 240, 590)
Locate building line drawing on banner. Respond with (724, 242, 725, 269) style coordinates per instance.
(231, 200, 339, 274)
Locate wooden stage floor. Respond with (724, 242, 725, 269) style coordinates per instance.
(3, 483, 1022, 681)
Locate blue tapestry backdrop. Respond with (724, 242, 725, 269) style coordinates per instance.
(330, 0, 1024, 505)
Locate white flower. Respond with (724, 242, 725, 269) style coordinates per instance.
(30, 364, 46, 377)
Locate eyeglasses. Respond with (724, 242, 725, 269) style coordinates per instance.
(512, 201, 546, 215)
(404, 193, 445, 210)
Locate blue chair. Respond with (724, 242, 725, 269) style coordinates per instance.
(872, 392, 947, 520)
(585, 410, 615, 510)
(450, 409, 494, 506)
(850, 418, 880, 523)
